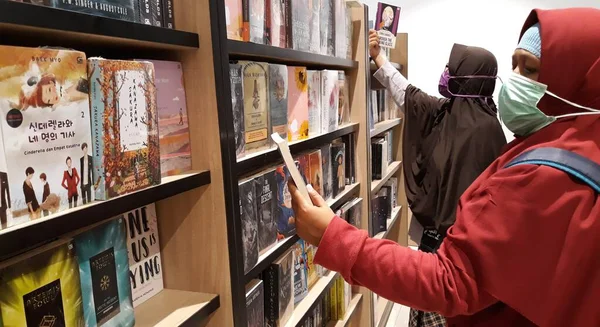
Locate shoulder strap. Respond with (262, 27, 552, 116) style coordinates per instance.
(505, 147, 600, 193)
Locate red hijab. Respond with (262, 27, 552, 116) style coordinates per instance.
(442, 8, 600, 326)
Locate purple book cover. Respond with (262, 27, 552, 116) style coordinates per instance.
(145, 60, 192, 177)
(375, 2, 400, 36)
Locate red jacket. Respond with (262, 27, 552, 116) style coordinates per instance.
(61, 168, 79, 197)
(315, 8, 600, 327)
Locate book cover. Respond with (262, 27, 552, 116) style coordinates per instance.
(320, 70, 339, 133)
(75, 218, 135, 327)
(334, 0, 348, 58)
(139, 0, 152, 25)
(374, 2, 401, 48)
(241, 61, 270, 153)
(330, 142, 345, 197)
(143, 60, 191, 177)
(308, 0, 320, 53)
(387, 176, 398, 208)
(88, 58, 161, 201)
(296, 153, 310, 186)
(329, 280, 337, 320)
(274, 164, 296, 238)
(229, 63, 246, 158)
(246, 279, 264, 327)
(264, 249, 293, 327)
(290, 0, 309, 51)
(308, 150, 323, 196)
(347, 198, 362, 228)
(287, 67, 309, 142)
(0, 242, 84, 326)
(162, 0, 174, 28)
(255, 169, 278, 254)
(371, 190, 389, 235)
(337, 72, 350, 126)
(344, 133, 355, 184)
(307, 70, 321, 137)
(239, 178, 259, 274)
(320, 0, 335, 56)
(269, 64, 288, 140)
(305, 244, 317, 288)
(0, 46, 92, 228)
(292, 239, 308, 303)
(226, 0, 244, 40)
(125, 204, 163, 307)
(264, 0, 271, 45)
(320, 144, 332, 200)
(269, 0, 287, 47)
(249, 0, 265, 43)
(150, 0, 163, 27)
(54, 0, 139, 22)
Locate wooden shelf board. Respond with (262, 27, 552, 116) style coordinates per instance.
(371, 118, 402, 138)
(371, 161, 402, 195)
(228, 40, 358, 70)
(374, 206, 402, 240)
(370, 62, 402, 71)
(0, 1, 199, 50)
(374, 296, 394, 327)
(328, 293, 363, 327)
(237, 123, 359, 177)
(0, 170, 210, 261)
(285, 271, 339, 327)
(134, 289, 220, 327)
(245, 182, 360, 283)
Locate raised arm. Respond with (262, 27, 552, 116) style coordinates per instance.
(369, 29, 409, 109)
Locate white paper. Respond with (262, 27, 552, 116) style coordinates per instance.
(271, 133, 311, 201)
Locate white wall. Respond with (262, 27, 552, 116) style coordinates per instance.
(362, 0, 600, 141)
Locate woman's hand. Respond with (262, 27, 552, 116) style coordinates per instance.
(288, 181, 335, 247)
(369, 29, 381, 59)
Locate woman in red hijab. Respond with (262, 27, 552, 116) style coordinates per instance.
(290, 8, 600, 326)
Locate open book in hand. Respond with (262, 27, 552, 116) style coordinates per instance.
(271, 133, 312, 202)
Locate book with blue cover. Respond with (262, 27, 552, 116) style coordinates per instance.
(74, 217, 134, 327)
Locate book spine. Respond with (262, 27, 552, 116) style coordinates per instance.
(284, 0, 293, 48)
(54, 0, 138, 22)
(88, 60, 108, 201)
(264, 0, 271, 45)
(264, 265, 279, 327)
(162, 0, 174, 28)
(242, 0, 250, 41)
(138, 0, 152, 25)
(151, 0, 163, 27)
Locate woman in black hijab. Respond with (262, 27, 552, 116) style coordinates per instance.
(370, 30, 507, 327)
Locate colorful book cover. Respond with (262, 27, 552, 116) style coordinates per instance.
(274, 164, 295, 238)
(125, 204, 163, 307)
(241, 61, 270, 153)
(54, 0, 139, 22)
(320, 70, 339, 133)
(74, 218, 134, 327)
(374, 2, 401, 48)
(331, 142, 345, 197)
(264, 249, 293, 327)
(269, 64, 288, 140)
(308, 0, 320, 53)
(291, 0, 309, 51)
(88, 58, 161, 200)
(144, 60, 191, 177)
(305, 244, 317, 288)
(245, 279, 264, 327)
(320, 144, 332, 200)
(0, 46, 92, 228)
(225, 0, 243, 40)
(229, 63, 245, 158)
(254, 169, 278, 254)
(0, 242, 84, 326)
(239, 178, 259, 274)
(337, 72, 350, 125)
(292, 239, 308, 303)
(307, 70, 322, 137)
(270, 0, 287, 47)
(287, 66, 308, 142)
(296, 153, 310, 185)
(308, 150, 323, 196)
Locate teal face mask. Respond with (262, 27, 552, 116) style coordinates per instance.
(498, 72, 600, 136)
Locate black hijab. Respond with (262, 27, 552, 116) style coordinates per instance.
(402, 44, 507, 236)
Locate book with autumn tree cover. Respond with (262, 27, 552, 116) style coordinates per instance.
(287, 66, 309, 142)
(240, 61, 271, 153)
(88, 58, 161, 200)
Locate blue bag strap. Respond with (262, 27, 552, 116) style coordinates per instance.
(505, 147, 600, 193)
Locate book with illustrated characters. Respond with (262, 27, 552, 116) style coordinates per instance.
(239, 178, 259, 274)
(254, 169, 278, 254)
(287, 66, 308, 142)
(0, 241, 84, 326)
(74, 217, 134, 327)
(274, 164, 295, 238)
(88, 58, 161, 201)
(0, 46, 93, 229)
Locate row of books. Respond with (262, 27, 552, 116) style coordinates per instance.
(238, 139, 350, 274)
(296, 274, 353, 327)
(11, 0, 176, 28)
(0, 203, 164, 326)
(225, 0, 352, 59)
(229, 61, 350, 159)
(371, 130, 394, 180)
(369, 89, 400, 130)
(371, 176, 398, 236)
(0, 45, 191, 231)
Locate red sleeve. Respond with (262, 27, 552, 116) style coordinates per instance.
(314, 216, 496, 316)
(61, 172, 68, 190)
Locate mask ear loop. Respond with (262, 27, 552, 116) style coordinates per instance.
(545, 90, 600, 113)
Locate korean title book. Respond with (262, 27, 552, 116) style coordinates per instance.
(375, 2, 401, 48)
(0, 46, 93, 229)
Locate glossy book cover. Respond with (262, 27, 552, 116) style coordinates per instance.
(225, 0, 243, 40)
(88, 58, 161, 200)
(287, 67, 308, 142)
(74, 217, 134, 327)
(274, 165, 295, 238)
(307, 70, 321, 137)
(0, 46, 93, 229)
(269, 64, 288, 140)
(241, 61, 270, 153)
(0, 242, 84, 326)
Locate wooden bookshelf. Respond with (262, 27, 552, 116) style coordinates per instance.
(374, 297, 394, 327)
(371, 118, 402, 137)
(285, 271, 339, 327)
(134, 289, 220, 327)
(328, 294, 364, 327)
(374, 206, 402, 240)
(371, 161, 402, 195)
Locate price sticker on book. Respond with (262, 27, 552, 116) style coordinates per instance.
(375, 2, 401, 49)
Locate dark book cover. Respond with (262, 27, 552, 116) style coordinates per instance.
(330, 142, 345, 198)
(264, 249, 293, 327)
(54, 0, 139, 22)
(382, 185, 393, 219)
(138, 0, 152, 25)
(371, 190, 389, 236)
(343, 134, 354, 185)
(23, 279, 66, 327)
(291, 0, 310, 51)
(229, 63, 246, 158)
(239, 179, 259, 274)
(320, 144, 332, 200)
(371, 140, 383, 180)
(292, 239, 308, 303)
(246, 279, 264, 327)
(90, 248, 120, 324)
(162, 0, 174, 28)
(274, 165, 296, 238)
(284, 0, 293, 48)
(347, 198, 362, 228)
(269, 64, 288, 140)
(255, 169, 278, 254)
(151, 0, 163, 27)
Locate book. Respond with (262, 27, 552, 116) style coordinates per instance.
(264, 0, 271, 45)
(270, 0, 287, 47)
(54, 0, 139, 22)
(385, 130, 393, 164)
(371, 188, 389, 235)
(125, 204, 163, 307)
(307, 70, 322, 137)
(337, 72, 350, 126)
(150, 0, 163, 27)
(74, 218, 135, 327)
(246, 279, 265, 327)
(162, 0, 175, 28)
(308, 150, 324, 196)
(0, 46, 92, 228)
(272, 133, 309, 201)
(375, 2, 401, 49)
(348, 198, 363, 228)
(269, 64, 288, 140)
(287, 66, 309, 142)
(0, 242, 84, 326)
(329, 279, 337, 320)
(386, 177, 398, 208)
(243, 0, 265, 43)
(344, 133, 355, 184)
(229, 63, 246, 158)
(296, 153, 310, 186)
(308, 0, 320, 53)
(255, 169, 278, 254)
(264, 249, 294, 327)
(334, 0, 347, 58)
(241, 61, 270, 153)
(239, 178, 259, 274)
(320, 70, 339, 133)
(331, 142, 345, 197)
(292, 239, 308, 303)
(145, 60, 191, 177)
(290, 0, 310, 51)
(139, 0, 152, 25)
(320, 144, 332, 200)
(305, 244, 317, 288)
(320, 0, 335, 56)
(225, 0, 244, 40)
(274, 164, 296, 238)
(88, 59, 161, 200)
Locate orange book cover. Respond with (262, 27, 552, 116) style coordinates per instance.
(225, 0, 243, 40)
(308, 150, 323, 196)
